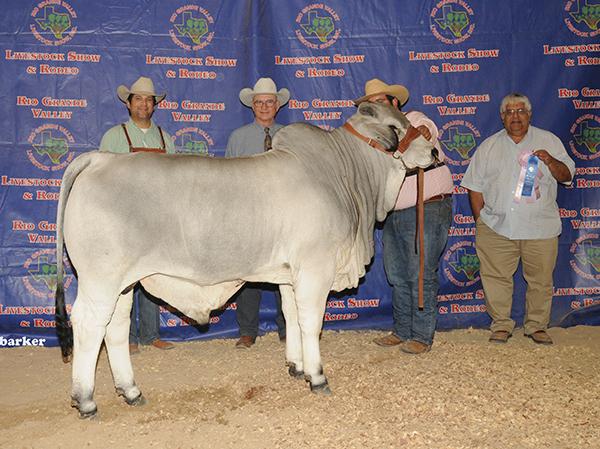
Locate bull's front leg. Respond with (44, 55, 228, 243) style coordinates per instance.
(279, 284, 303, 378)
(293, 269, 333, 394)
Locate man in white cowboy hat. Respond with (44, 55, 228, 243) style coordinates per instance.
(225, 77, 290, 348)
(99, 76, 175, 354)
(356, 79, 453, 355)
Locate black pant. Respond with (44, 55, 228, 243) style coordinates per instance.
(236, 285, 285, 338)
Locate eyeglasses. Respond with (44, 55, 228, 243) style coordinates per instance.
(503, 108, 529, 116)
(253, 99, 276, 107)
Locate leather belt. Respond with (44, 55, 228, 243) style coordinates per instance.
(405, 161, 445, 177)
(424, 193, 452, 204)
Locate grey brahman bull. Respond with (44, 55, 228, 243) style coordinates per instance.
(55, 102, 436, 418)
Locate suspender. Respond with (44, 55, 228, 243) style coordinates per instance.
(121, 123, 166, 153)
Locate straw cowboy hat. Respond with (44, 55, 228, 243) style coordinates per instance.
(239, 77, 290, 107)
(353, 78, 410, 107)
(117, 76, 166, 104)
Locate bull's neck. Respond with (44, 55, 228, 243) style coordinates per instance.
(332, 127, 396, 222)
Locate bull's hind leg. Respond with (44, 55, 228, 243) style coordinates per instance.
(70, 284, 119, 418)
(293, 268, 333, 394)
(280, 284, 304, 379)
(104, 290, 145, 407)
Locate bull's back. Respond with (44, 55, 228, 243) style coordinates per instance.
(63, 152, 352, 283)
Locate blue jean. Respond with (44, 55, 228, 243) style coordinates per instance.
(382, 197, 452, 345)
(236, 285, 286, 339)
(129, 285, 160, 345)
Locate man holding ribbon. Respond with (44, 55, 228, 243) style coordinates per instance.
(225, 77, 289, 348)
(461, 93, 575, 345)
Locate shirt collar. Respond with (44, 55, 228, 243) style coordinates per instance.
(127, 118, 156, 132)
(253, 120, 276, 130)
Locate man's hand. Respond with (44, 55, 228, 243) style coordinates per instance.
(533, 149, 572, 183)
(532, 149, 553, 164)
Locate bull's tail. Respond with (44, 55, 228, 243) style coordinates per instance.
(55, 152, 95, 363)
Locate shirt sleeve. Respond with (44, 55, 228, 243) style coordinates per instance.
(225, 130, 239, 158)
(162, 130, 175, 153)
(548, 133, 576, 185)
(98, 126, 128, 153)
(405, 110, 443, 157)
(460, 141, 487, 192)
(405, 111, 438, 140)
(98, 132, 110, 152)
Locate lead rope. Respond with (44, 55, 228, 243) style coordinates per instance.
(416, 168, 425, 310)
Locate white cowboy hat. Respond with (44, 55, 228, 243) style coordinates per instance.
(239, 77, 290, 107)
(117, 76, 166, 103)
(353, 78, 409, 107)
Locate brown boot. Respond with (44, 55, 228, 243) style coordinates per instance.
(489, 330, 511, 344)
(401, 340, 431, 354)
(129, 343, 140, 354)
(373, 333, 404, 347)
(150, 339, 174, 350)
(527, 330, 553, 345)
(235, 335, 256, 349)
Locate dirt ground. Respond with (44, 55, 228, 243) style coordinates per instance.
(1, 326, 599, 449)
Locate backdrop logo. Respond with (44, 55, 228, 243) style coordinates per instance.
(30, 1, 77, 46)
(295, 4, 341, 49)
(169, 5, 215, 50)
(564, 0, 600, 37)
(570, 233, 600, 280)
(430, 0, 475, 44)
(439, 120, 481, 166)
(569, 114, 600, 160)
(27, 124, 75, 171)
(174, 127, 214, 156)
(443, 240, 480, 287)
(23, 249, 73, 299)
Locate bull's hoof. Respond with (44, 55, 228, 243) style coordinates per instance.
(125, 393, 146, 407)
(78, 407, 98, 419)
(288, 363, 305, 379)
(310, 380, 332, 395)
(71, 398, 97, 419)
(116, 387, 146, 407)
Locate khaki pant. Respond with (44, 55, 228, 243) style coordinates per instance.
(475, 220, 558, 335)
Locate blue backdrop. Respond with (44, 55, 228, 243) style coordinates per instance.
(0, 0, 598, 347)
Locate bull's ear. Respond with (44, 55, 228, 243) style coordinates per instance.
(358, 103, 376, 117)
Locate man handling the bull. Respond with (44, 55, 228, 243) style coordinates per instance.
(99, 76, 175, 354)
(225, 77, 289, 348)
(358, 79, 453, 354)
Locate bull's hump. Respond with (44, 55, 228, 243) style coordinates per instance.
(274, 123, 327, 143)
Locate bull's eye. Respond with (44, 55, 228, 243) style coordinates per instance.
(360, 105, 376, 117)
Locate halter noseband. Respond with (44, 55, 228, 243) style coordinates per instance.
(342, 122, 423, 161)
